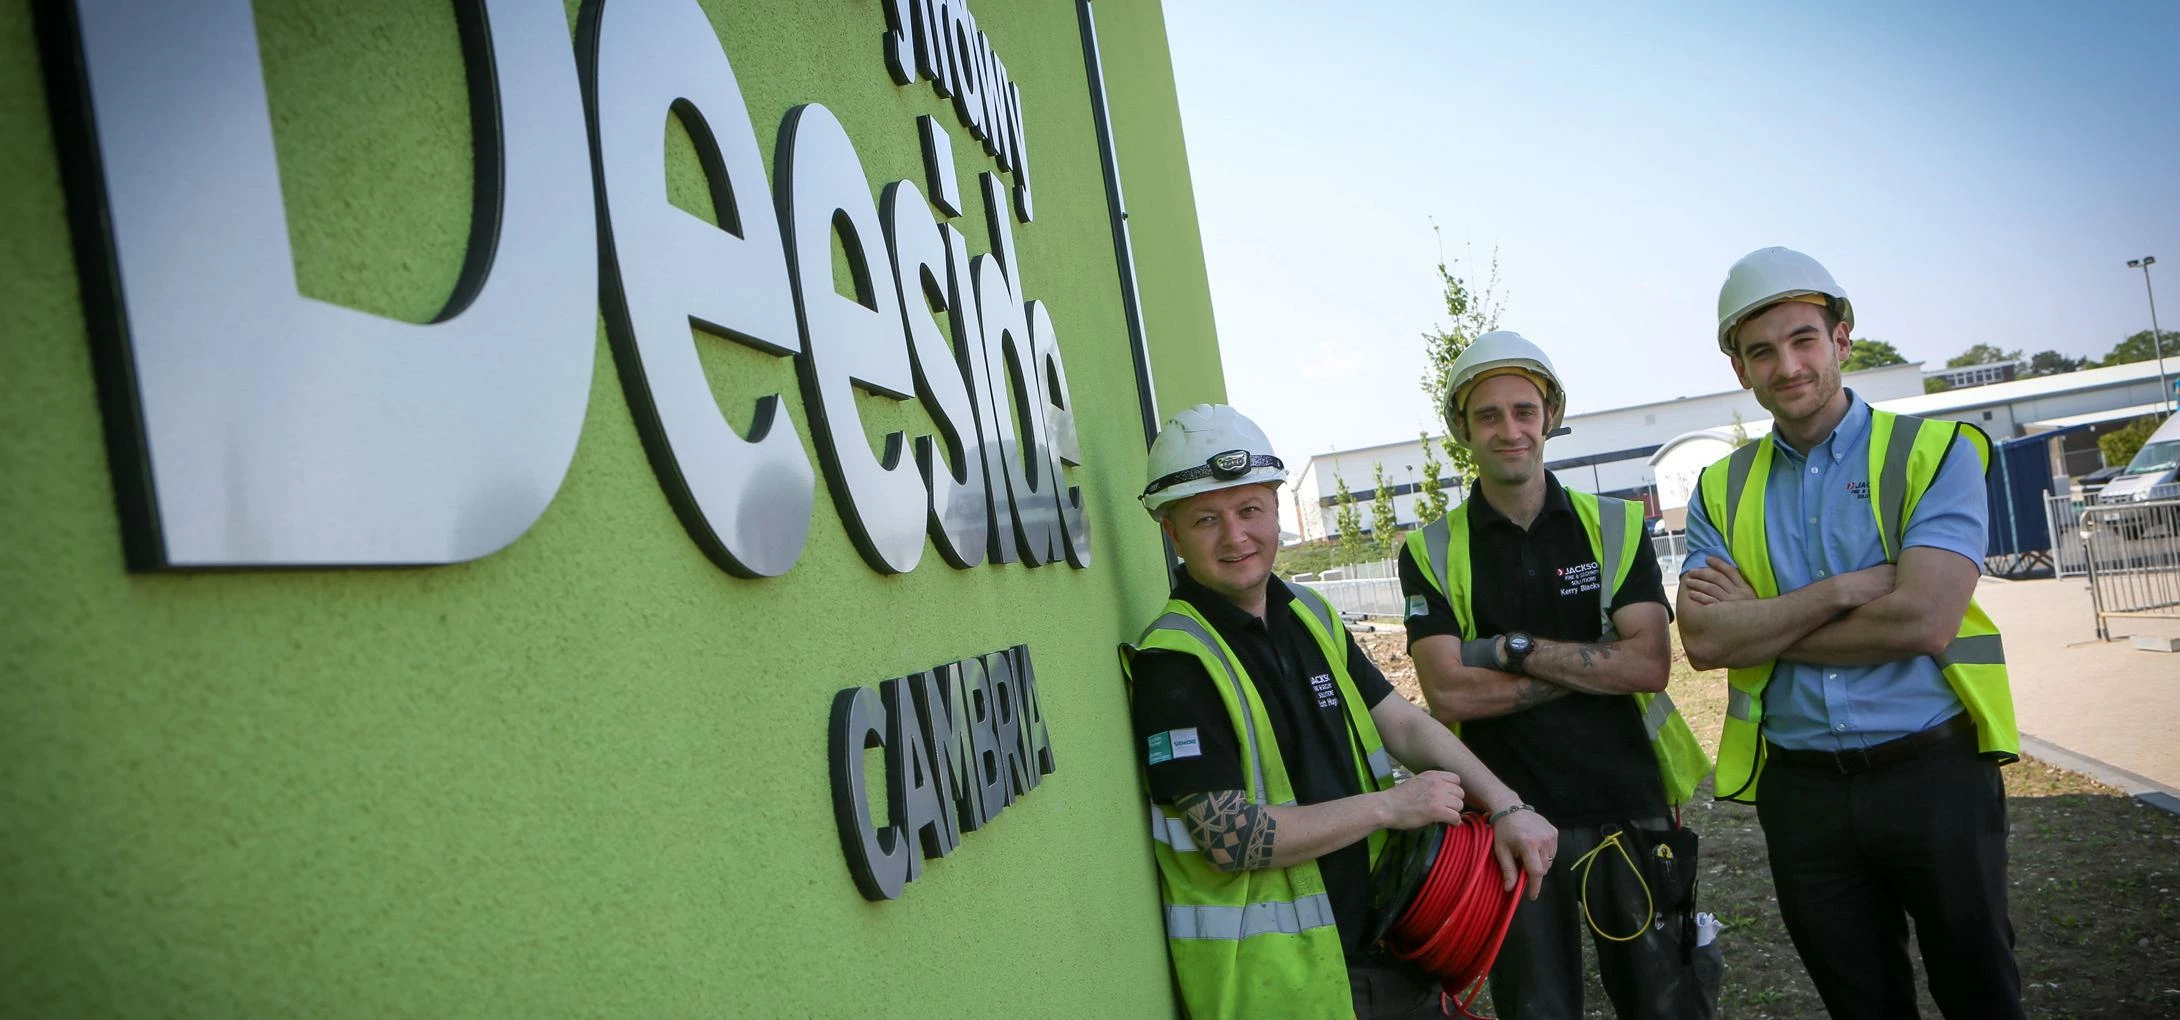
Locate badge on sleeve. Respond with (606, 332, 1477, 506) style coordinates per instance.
(1148, 727, 1201, 765)
(1406, 595, 1428, 618)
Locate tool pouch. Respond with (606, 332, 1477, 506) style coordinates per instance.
(1626, 822, 1699, 916)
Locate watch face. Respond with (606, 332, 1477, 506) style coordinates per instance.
(1508, 633, 1533, 654)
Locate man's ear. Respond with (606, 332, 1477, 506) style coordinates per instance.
(1730, 354, 1753, 391)
(1832, 320, 1854, 364)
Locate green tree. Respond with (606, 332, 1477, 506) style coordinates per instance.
(2100, 414, 2169, 469)
(1418, 230, 1503, 492)
(1728, 410, 1751, 448)
(1274, 541, 1339, 580)
(1923, 376, 1955, 394)
(1842, 338, 1908, 372)
(2023, 350, 2090, 378)
(2099, 329, 2180, 367)
(1947, 343, 2021, 368)
(1333, 475, 1367, 568)
(1370, 463, 1400, 560)
(1416, 430, 1451, 524)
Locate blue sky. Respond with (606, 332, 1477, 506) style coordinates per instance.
(1161, 0, 2180, 465)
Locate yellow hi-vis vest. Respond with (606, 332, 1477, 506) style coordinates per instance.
(1698, 410, 2019, 803)
(1120, 583, 1400, 1020)
(1403, 489, 1713, 806)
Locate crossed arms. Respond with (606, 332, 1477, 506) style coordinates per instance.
(1676, 546, 1978, 671)
(1407, 602, 1672, 723)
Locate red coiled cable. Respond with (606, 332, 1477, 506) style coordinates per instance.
(1385, 815, 1526, 1019)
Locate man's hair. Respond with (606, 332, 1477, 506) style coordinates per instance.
(1730, 300, 1843, 355)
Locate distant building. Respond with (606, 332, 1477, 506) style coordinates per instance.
(1924, 359, 2022, 390)
(1291, 359, 2165, 542)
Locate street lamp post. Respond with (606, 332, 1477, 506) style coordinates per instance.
(2127, 256, 2172, 412)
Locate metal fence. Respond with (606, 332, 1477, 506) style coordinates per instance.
(2044, 483, 2180, 578)
(1651, 531, 1688, 581)
(2079, 495, 2180, 639)
(1295, 539, 1690, 621)
(1293, 558, 1404, 619)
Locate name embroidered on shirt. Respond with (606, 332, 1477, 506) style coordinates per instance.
(1557, 560, 1602, 597)
(1309, 672, 1341, 709)
(1845, 480, 1871, 501)
(1148, 727, 1201, 765)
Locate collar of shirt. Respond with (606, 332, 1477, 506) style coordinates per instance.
(1465, 471, 1575, 533)
(1769, 388, 1872, 467)
(1171, 569, 1294, 636)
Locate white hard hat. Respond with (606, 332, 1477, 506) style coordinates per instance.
(1715, 247, 1854, 355)
(1442, 330, 1566, 442)
(1140, 404, 1285, 515)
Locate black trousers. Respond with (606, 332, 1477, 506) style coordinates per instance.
(1486, 818, 1697, 1020)
(1347, 955, 1446, 1020)
(1756, 727, 2023, 1020)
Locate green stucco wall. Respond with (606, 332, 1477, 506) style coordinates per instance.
(0, 1, 1224, 1015)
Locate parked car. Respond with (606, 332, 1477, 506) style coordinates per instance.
(2095, 414, 2180, 538)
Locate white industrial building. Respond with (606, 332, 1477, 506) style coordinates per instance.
(1292, 359, 2174, 542)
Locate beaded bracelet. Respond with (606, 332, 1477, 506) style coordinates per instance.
(1487, 802, 1537, 825)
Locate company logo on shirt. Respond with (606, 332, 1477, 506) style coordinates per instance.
(1310, 673, 1340, 709)
(1406, 594, 1429, 618)
(1148, 727, 1202, 765)
(1557, 560, 1602, 597)
(1846, 480, 1871, 501)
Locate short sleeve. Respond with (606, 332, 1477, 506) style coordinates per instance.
(1397, 543, 1467, 646)
(1901, 432, 1991, 568)
(1344, 629, 1396, 709)
(1127, 650, 1245, 804)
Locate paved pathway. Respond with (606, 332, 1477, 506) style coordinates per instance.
(1972, 576, 2180, 798)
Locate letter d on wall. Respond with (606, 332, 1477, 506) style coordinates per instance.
(41, 0, 597, 568)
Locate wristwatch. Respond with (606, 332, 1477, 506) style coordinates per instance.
(1502, 631, 1535, 675)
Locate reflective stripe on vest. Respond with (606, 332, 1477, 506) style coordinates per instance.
(1166, 894, 1339, 940)
(1139, 610, 1272, 804)
(1148, 801, 1196, 851)
(1641, 689, 1677, 739)
(1701, 411, 2019, 805)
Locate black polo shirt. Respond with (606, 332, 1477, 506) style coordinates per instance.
(1130, 572, 1395, 958)
(1396, 473, 1669, 826)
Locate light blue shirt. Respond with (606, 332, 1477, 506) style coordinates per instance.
(1681, 392, 1990, 752)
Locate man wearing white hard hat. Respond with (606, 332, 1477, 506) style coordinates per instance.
(1123, 403, 1557, 1020)
(1678, 248, 2022, 1018)
(1397, 332, 1714, 1019)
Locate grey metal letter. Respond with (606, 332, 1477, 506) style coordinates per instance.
(1029, 300, 1093, 568)
(943, 224, 1015, 563)
(974, 175, 1060, 565)
(883, 181, 990, 569)
(585, 0, 815, 578)
(828, 685, 909, 901)
(917, 115, 963, 219)
(882, 676, 947, 877)
(780, 103, 928, 575)
(881, 0, 918, 85)
(47, 0, 596, 567)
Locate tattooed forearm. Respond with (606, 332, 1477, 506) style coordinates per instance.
(1176, 790, 1278, 872)
(1573, 643, 1614, 669)
(1510, 677, 1572, 712)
